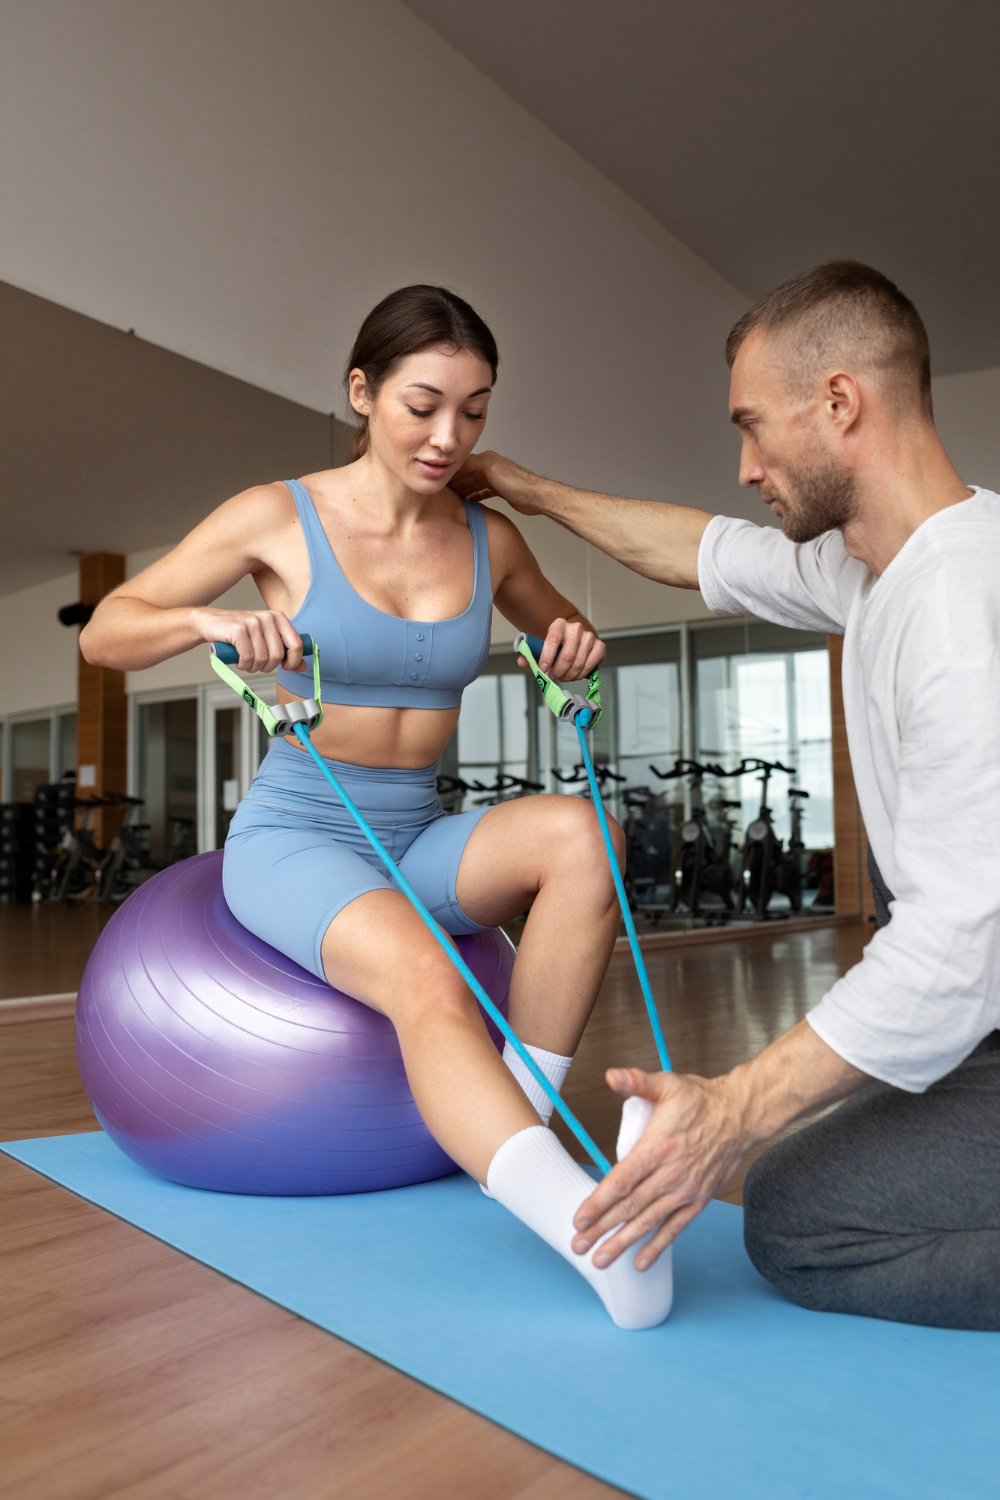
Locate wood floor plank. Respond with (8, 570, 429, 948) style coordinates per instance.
(1, 916, 869, 1500)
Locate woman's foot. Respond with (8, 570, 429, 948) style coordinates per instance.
(486, 1126, 673, 1330)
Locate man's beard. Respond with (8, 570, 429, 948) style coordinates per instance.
(765, 454, 858, 544)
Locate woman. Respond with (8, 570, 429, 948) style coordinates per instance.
(82, 285, 671, 1329)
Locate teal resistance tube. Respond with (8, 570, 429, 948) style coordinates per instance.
(520, 636, 671, 1073)
(574, 721, 671, 1071)
(290, 722, 613, 1175)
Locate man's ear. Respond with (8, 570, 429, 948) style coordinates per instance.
(824, 370, 862, 433)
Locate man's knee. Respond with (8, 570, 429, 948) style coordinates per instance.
(742, 1131, 831, 1295)
(742, 1142, 795, 1283)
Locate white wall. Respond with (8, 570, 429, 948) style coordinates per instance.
(933, 365, 1000, 493)
(0, 573, 79, 716)
(0, 0, 750, 518)
(0, 552, 269, 716)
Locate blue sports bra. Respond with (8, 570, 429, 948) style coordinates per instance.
(276, 479, 494, 709)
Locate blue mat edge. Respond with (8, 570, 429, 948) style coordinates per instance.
(1, 1132, 649, 1495)
(6, 1131, 1000, 1500)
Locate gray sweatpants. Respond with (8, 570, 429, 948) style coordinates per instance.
(743, 851, 1000, 1330)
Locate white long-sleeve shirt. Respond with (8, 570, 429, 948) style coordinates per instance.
(697, 487, 1000, 1091)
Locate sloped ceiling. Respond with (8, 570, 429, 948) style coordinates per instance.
(405, 0, 1000, 375)
(0, 280, 342, 594)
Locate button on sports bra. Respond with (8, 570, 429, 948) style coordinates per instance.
(276, 478, 493, 709)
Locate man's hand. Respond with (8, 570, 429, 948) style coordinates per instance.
(573, 1021, 866, 1271)
(451, 450, 541, 514)
(572, 1066, 751, 1271)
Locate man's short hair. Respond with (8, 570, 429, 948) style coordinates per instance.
(725, 261, 932, 416)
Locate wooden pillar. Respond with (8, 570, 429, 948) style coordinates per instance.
(828, 634, 875, 920)
(77, 554, 127, 847)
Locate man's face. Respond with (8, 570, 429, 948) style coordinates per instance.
(729, 331, 857, 544)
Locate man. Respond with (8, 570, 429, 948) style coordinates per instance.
(455, 261, 1000, 1330)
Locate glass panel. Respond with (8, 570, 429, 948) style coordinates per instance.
(695, 646, 831, 850)
(457, 677, 499, 769)
(138, 699, 198, 863)
(214, 706, 241, 848)
(617, 661, 681, 790)
(455, 674, 534, 806)
(56, 713, 77, 780)
(12, 719, 50, 803)
(499, 673, 529, 781)
(792, 649, 833, 848)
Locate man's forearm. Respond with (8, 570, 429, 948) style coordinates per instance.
(473, 453, 712, 590)
(728, 1018, 867, 1149)
(523, 471, 710, 590)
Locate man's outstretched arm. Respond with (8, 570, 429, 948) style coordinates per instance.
(452, 450, 711, 591)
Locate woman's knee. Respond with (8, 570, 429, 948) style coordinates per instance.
(368, 937, 480, 1027)
(540, 796, 625, 878)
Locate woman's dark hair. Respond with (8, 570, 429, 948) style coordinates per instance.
(344, 284, 499, 460)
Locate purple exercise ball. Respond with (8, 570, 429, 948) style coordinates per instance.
(75, 851, 514, 1195)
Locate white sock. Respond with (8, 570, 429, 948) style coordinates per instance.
(616, 1095, 655, 1161)
(486, 1125, 673, 1330)
(502, 1041, 572, 1125)
(481, 1042, 574, 1200)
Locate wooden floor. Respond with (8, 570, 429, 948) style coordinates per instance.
(0, 910, 869, 1500)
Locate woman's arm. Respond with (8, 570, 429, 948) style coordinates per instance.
(80, 484, 305, 675)
(484, 507, 604, 681)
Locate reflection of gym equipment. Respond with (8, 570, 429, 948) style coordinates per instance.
(46, 796, 107, 903)
(553, 761, 626, 799)
(627, 755, 820, 923)
(38, 791, 159, 905)
(97, 792, 157, 904)
(734, 758, 803, 916)
(436, 771, 543, 811)
(622, 785, 673, 909)
(651, 760, 739, 919)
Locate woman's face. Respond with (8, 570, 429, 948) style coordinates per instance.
(349, 345, 492, 494)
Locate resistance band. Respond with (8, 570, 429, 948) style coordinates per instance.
(209, 637, 612, 1175)
(515, 635, 671, 1073)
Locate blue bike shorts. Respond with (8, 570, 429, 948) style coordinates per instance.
(223, 736, 493, 980)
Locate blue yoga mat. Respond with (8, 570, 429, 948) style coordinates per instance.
(4, 1131, 999, 1500)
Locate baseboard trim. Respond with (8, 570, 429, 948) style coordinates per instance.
(613, 912, 861, 954)
(0, 992, 78, 1025)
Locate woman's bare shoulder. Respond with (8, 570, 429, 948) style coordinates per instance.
(477, 500, 532, 551)
(461, 499, 537, 589)
(221, 479, 297, 524)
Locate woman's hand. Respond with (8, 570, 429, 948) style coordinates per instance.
(189, 607, 305, 674)
(521, 617, 605, 681)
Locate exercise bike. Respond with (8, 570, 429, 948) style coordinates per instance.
(651, 759, 738, 919)
(736, 758, 802, 916)
(97, 792, 158, 904)
(621, 784, 674, 914)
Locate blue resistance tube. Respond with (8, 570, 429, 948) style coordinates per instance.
(291, 723, 613, 1175)
(574, 722, 671, 1072)
(520, 635, 671, 1074)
